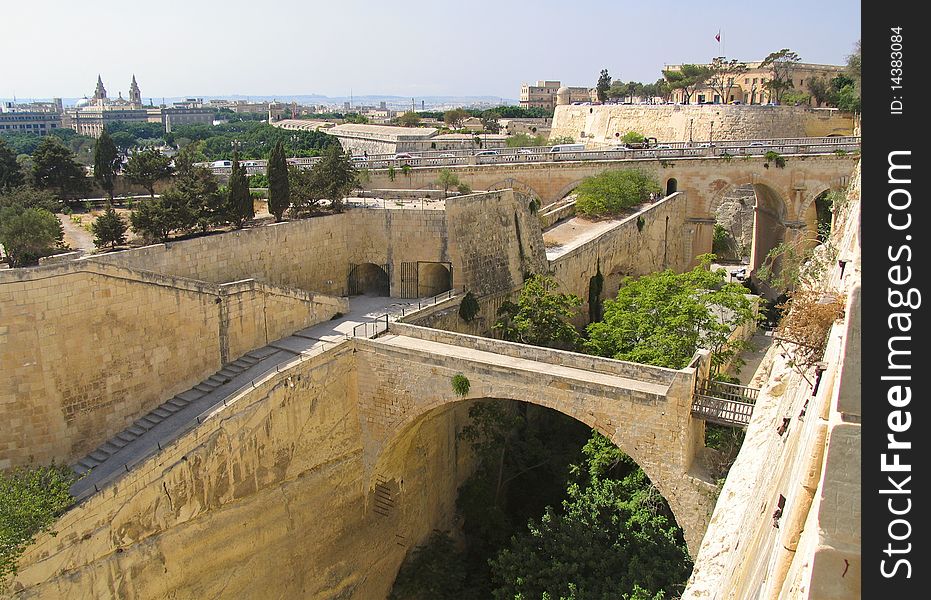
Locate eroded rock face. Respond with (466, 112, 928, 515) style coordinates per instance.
(712, 184, 756, 259)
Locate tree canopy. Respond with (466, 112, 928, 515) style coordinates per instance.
(574, 169, 660, 217)
(0, 139, 24, 192)
(30, 137, 91, 201)
(585, 257, 755, 373)
(124, 147, 174, 198)
(494, 274, 582, 350)
(760, 48, 802, 104)
(93, 129, 121, 201)
(266, 140, 290, 221)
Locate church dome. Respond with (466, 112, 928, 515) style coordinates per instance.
(74, 97, 90, 108)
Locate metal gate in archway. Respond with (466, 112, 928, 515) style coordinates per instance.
(398, 261, 453, 299)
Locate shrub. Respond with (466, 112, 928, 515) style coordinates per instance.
(621, 131, 645, 144)
(459, 291, 480, 322)
(574, 169, 661, 217)
(451, 373, 471, 397)
(764, 150, 786, 168)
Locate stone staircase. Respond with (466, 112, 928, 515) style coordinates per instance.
(72, 349, 274, 476)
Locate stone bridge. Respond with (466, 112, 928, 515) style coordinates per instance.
(9, 323, 717, 599)
(362, 150, 857, 278)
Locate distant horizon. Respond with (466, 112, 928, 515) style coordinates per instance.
(2, 0, 859, 99)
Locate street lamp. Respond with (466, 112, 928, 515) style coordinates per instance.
(709, 121, 714, 143)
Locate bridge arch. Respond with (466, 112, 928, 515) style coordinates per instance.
(357, 335, 716, 555)
(487, 178, 542, 202)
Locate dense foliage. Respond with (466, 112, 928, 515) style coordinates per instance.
(491, 434, 692, 600)
(124, 147, 174, 198)
(0, 465, 75, 580)
(494, 274, 582, 350)
(91, 206, 128, 249)
(170, 121, 337, 160)
(574, 170, 660, 217)
(30, 137, 91, 202)
(266, 140, 289, 221)
(585, 257, 755, 373)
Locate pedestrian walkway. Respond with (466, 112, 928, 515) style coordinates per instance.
(69, 294, 436, 500)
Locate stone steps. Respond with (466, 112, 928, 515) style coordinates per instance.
(69, 354, 265, 477)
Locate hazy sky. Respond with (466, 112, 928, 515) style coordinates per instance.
(2, 0, 860, 100)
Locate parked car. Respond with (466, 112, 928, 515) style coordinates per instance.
(438, 153, 456, 158)
(475, 150, 498, 156)
(516, 149, 534, 154)
(394, 152, 414, 159)
(351, 156, 368, 163)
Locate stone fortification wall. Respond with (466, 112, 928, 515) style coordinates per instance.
(550, 191, 694, 324)
(683, 163, 861, 599)
(551, 104, 855, 145)
(0, 262, 346, 468)
(404, 287, 520, 337)
(86, 210, 450, 297)
(7, 344, 479, 600)
(445, 190, 547, 295)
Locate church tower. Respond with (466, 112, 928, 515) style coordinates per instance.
(129, 75, 142, 106)
(93, 75, 107, 102)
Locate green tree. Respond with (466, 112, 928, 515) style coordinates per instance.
(708, 57, 749, 103)
(227, 152, 253, 228)
(662, 64, 713, 104)
(397, 111, 422, 127)
(574, 169, 660, 217)
(267, 140, 290, 221)
(443, 108, 469, 129)
(93, 129, 121, 202)
(124, 147, 174, 198)
(436, 168, 460, 199)
(311, 144, 356, 213)
(505, 133, 547, 148)
(31, 137, 91, 202)
(596, 69, 612, 102)
(585, 258, 754, 374)
(494, 275, 582, 350)
(760, 48, 802, 103)
(621, 131, 645, 145)
(288, 165, 324, 217)
(129, 193, 189, 243)
(0, 205, 64, 267)
(170, 143, 225, 232)
(0, 139, 24, 192)
(805, 76, 831, 106)
(0, 465, 75, 580)
(846, 39, 861, 95)
(91, 205, 128, 249)
(0, 186, 61, 214)
(490, 434, 692, 600)
(389, 531, 469, 600)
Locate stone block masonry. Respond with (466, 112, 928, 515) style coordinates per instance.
(0, 261, 346, 468)
(551, 104, 855, 145)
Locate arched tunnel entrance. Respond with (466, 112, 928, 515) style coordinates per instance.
(417, 262, 452, 297)
(368, 397, 696, 598)
(750, 183, 789, 274)
(666, 178, 678, 196)
(349, 263, 390, 296)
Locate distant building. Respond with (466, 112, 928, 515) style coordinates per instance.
(325, 123, 507, 155)
(0, 99, 63, 135)
(663, 61, 847, 105)
(63, 76, 214, 137)
(520, 80, 592, 110)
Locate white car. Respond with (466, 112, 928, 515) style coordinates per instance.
(438, 153, 455, 158)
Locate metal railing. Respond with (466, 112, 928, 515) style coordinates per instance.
(204, 137, 861, 175)
(400, 288, 459, 317)
(691, 378, 761, 427)
(351, 313, 390, 338)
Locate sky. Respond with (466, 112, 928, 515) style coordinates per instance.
(1, 0, 861, 101)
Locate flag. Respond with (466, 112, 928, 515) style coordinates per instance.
(715, 30, 721, 42)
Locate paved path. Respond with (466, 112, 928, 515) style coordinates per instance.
(58, 214, 96, 254)
(70, 294, 441, 500)
(374, 334, 668, 396)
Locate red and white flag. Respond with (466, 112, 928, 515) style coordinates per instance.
(715, 30, 721, 42)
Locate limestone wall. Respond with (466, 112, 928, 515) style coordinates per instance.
(84, 210, 452, 297)
(404, 287, 520, 337)
(550, 191, 694, 324)
(445, 190, 547, 295)
(0, 262, 346, 468)
(6, 344, 479, 600)
(683, 163, 861, 599)
(551, 104, 855, 145)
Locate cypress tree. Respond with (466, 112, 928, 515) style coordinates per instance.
(227, 152, 253, 228)
(267, 140, 290, 221)
(93, 128, 121, 204)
